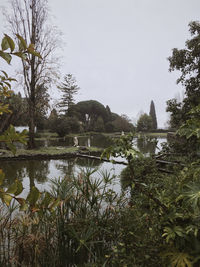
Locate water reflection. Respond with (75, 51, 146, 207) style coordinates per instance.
(1, 160, 49, 190)
(0, 135, 167, 196)
(76, 158, 102, 168)
(0, 158, 123, 196)
(54, 158, 76, 177)
(136, 136, 157, 155)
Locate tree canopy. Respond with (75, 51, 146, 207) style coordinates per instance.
(167, 21, 200, 129)
(68, 100, 108, 131)
(137, 113, 153, 132)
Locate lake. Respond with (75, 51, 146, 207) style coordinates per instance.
(1, 133, 167, 196)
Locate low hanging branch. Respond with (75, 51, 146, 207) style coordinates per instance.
(75, 153, 185, 169)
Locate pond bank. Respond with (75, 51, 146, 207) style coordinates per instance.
(0, 146, 104, 161)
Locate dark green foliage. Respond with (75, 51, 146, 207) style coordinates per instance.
(0, 167, 165, 267)
(57, 73, 80, 114)
(104, 121, 114, 132)
(137, 113, 153, 131)
(35, 84, 50, 130)
(0, 85, 49, 132)
(68, 100, 134, 133)
(105, 104, 112, 120)
(0, 92, 28, 133)
(166, 21, 200, 154)
(93, 116, 105, 132)
(167, 21, 200, 129)
(137, 136, 157, 154)
(149, 100, 157, 129)
(166, 98, 183, 129)
(50, 116, 80, 137)
(68, 100, 107, 131)
(111, 114, 134, 132)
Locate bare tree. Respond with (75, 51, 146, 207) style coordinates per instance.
(4, 0, 60, 148)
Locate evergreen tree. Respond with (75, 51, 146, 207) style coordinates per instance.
(149, 100, 157, 129)
(105, 105, 112, 120)
(58, 74, 80, 114)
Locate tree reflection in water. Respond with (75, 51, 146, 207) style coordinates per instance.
(54, 158, 76, 177)
(136, 136, 157, 155)
(54, 157, 103, 178)
(1, 160, 49, 190)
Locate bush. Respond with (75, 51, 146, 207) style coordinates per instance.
(137, 113, 153, 132)
(50, 116, 80, 137)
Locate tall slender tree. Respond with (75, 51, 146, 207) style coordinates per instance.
(149, 100, 157, 129)
(4, 0, 60, 148)
(57, 74, 80, 114)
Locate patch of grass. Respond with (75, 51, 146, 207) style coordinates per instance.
(137, 132, 168, 138)
(0, 146, 103, 158)
(17, 146, 79, 155)
(87, 146, 103, 153)
(36, 131, 59, 138)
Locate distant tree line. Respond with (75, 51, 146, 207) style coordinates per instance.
(0, 94, 134, 137)
(48, 100, 134, 137)
(0, 70, 161, 136)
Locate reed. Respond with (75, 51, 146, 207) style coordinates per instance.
(0, 167, 162, 266)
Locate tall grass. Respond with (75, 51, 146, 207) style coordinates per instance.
(0, 167, 163, 266)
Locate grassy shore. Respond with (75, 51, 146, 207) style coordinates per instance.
(35, 131, 168, 140)
(136, 132, 168, 138)
(0, 146, 103, 159)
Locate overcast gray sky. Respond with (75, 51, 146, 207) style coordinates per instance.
(1, 0, 200, 127)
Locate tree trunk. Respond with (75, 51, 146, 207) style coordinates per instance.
(28, 0, 36, 149)
(28, 99, 36, 149)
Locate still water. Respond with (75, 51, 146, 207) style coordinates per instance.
(1, 134, 167, 196)
(1, 158, 124, 197)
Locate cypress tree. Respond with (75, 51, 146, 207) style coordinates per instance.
(149, 100, 157, 129)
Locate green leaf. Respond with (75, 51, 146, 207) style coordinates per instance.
(4, 34, 15, 52)
(41, 191, 53, 208)
(0, 70, 8, 78)
(6, 142, 17, 155)
(1, 36, 9, 51)
(6, 181, 18, 194)
(16, 197, 28, 211)
(2, 193, 12, 206)
(27, 47, 42, 59)
(27, 186, 40, 206)
(16, 34, 27, 50)
(0, 169, 5, 186)
(6, 180, 23, 196)
(0, 51, 12, 64)
(15, 180, 23, 196)
(13, 52, 27, 61)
